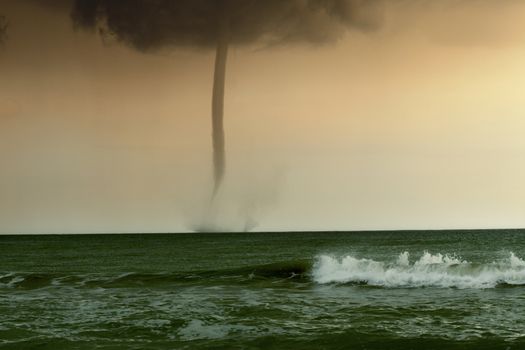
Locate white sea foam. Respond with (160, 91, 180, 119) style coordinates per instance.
(312, 252, 525, 289)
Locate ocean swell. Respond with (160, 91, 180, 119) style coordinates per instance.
(0, 260, 311, 290)
(312, 252, 525, 289)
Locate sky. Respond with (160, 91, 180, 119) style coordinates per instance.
(1, 0, 525, 233)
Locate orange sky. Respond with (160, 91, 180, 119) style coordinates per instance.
(1, 0, 525, 233)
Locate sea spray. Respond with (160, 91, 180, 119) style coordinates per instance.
(313, 251, 525, 289)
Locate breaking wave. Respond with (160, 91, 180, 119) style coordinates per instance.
(4, 253, 525, 290)
(313, 251, 525, 289)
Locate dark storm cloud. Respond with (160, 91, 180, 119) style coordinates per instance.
(0, 14, 7, 45)
(30, 0, 72, 11)
(70, 0, 381, 51)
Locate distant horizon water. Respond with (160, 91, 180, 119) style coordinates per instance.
(2, 227, 525, 235)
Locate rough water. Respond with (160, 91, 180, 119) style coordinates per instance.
(1, 230, 525, 349)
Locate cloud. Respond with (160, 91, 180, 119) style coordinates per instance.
(70, 0, 382, 51)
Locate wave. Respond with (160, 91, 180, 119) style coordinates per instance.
(0, 260, 311, 289)
(4, 253, 525, 290)
(312, 251, 525, 289)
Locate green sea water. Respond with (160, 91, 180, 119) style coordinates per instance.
(1, 230, 525, 349)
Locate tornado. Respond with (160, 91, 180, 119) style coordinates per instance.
(211, 23, 229, 196)
(69, 0, 381, 197)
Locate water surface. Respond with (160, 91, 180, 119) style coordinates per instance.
(1, 230, 525, 349)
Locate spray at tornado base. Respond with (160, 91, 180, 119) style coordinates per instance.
(70, 0, 380, 199)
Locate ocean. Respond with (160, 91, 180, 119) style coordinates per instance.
(1, 230, 525, 349)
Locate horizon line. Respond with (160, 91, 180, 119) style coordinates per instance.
(1, 227, 525, 236)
